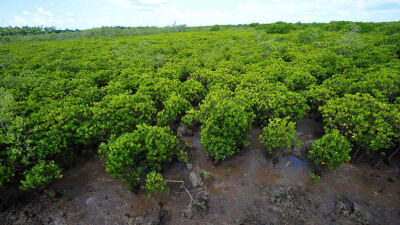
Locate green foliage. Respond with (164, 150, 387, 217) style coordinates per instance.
(179, 79, 206, 105)
(99, 124, 181, 191)
(264, 22, 296, 34)
(0, 25, 223, 42)
(297, 28, 324, 43)
(310, 172, 321, 184)
(259, 117, 301, 156)
(181, 107, 201, 127)
(157, 92, 190, 126)
(0, 88, 15, 132)
(91, 93, 157, 138)
(320, 94, 400, 152)
(381, 23, 400, 35)
(323, 21, 359, 32)
(44, 189, 56, 199)
(336, 33, 365, 56)
(203, 171, 211, 180)
(308, 129, 351, 170)
(236, 82, 309, 125)
(307, 49, 351, 81)
(210, 25, 221, 31)
(353, 69, 400, 103)
(142, 171, 167, 198)
(1, 22, 400, 191)
(307, 74, 357, 107)
(199, 89, 255, 160)
(0, 116, 35, 188)
(136, 77, 180, 109)
(20, 160, 62, 190)
(0, 161, 14, 187)
(29, 99, 93, 157)
(283, 70, 317, 91)
(307, 68, 400, 107)
(0, 26, 70, 36)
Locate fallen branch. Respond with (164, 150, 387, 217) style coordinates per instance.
(165, 180, 193, 203)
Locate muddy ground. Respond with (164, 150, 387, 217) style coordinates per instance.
(1, 116, 400, 225)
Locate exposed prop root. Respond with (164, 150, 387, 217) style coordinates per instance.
(351, 148, 361, 162)
(388, 147, 400, 162)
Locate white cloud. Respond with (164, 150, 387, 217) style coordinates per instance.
(147, 0, 400, 26)
(233, 0, 400, 23)
(105, 0, 165, 10)
(37, 7, 52, 16)
(140, 0, 166, 4)
(11, 7, 77, 28)
(6, 0, 400, 29)
(13, 16, 27, 25)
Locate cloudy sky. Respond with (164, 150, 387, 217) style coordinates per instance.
(0, 0, 399, 29)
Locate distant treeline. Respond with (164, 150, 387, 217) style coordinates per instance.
(0, 21, 399, 42)
(0, 26, 78, 36)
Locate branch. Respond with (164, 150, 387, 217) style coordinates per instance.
(165, 180, 193, 203)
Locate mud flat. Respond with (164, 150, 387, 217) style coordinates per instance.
(1, 117, 399, 225)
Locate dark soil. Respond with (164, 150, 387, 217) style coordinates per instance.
(1, 117, 399, 225)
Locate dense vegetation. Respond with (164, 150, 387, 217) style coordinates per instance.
(99, 124, 185, 193)
(0, 21, 399, 194)
(0, 26, 77, 36)
(309, 129, 352, 170)
(259, 117, 301, 161)
(0, 24, 250, 42)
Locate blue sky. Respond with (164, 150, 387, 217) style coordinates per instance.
(0, 0, 399, 29)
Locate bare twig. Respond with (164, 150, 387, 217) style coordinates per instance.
(165, 180, 193, 203)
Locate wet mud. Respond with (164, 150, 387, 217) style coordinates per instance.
(1, 117, 399, 225)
